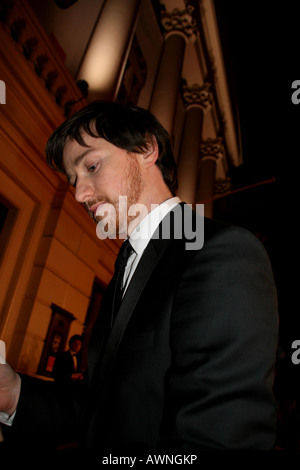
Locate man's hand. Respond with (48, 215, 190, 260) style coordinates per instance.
(0, 363, 21, 416)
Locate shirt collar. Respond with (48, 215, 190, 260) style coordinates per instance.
(129, 197, 181, 255)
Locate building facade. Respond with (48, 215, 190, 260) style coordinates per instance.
(0, 0, 241, 377)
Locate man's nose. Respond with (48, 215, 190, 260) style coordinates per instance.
(75, 177, 94, 203)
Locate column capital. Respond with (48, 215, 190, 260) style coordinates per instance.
(200, 137, 225, 161)
(214, 177, 232, 194)
(160, 6, 198, 42)
(182, 82, 213, 111)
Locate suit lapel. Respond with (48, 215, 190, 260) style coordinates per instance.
(97, 239, 165, 378)
(89, 204, 185, 388)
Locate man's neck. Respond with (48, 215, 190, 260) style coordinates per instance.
(127, 192, 174, 237)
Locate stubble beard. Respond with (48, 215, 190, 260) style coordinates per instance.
(85, 154, 145, 238)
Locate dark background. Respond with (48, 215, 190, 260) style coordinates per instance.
(212, 6, 300, 448)
(213, 1, 299, 351)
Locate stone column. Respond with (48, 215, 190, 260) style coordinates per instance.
(77, 0, 142, 101)
(149, 6, 196, 135)
(197, 137, 225, 218)
(176, 83, 213, 204)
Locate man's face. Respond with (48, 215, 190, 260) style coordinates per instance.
(62, 132, 145, 238)
(70, 340, 82, 354)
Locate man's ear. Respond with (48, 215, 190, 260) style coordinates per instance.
(142, 136, 159, 168)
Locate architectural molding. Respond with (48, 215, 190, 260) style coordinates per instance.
(160, 5, 198, 42)
(182, 82, 213, 112)
(0, 0, 85, 116)
(196, 0, 242, 166)
(200, 137, 225, 161)
(214, 177, 232, 194)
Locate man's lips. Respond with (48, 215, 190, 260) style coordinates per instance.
(88, 202, 106, 216)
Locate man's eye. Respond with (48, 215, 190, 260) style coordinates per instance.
(87, 163, 98, 173)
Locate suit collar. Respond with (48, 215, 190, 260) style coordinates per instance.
(88, 203, 190, 388)
(128, 197, 181, 256)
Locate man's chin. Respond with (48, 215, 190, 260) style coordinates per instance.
(95, 219, 128, 240)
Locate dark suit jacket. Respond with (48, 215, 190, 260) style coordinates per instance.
(5, 204, 278, 452)
(52, 350, 77, 385)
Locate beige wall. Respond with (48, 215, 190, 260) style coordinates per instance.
(0, 17, 119, 376)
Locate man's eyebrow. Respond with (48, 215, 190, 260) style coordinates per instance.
(65, 148, 93, 185)
(73, 148, 93, 167)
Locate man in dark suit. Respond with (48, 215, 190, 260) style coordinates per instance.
(52, 335, 84, 387)
(0, 101, 278, 453)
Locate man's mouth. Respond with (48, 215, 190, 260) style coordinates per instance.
(89, 202, 105, 215)
(84, 201, 107, 222)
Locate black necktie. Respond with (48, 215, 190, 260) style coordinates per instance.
(112, 239, 133, 320)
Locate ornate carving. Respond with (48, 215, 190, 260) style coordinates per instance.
(160, 6, 198, 41)
(200, 137, 225, 161)
(0, 0, 86, 116)
(182, 82, 213, 111)
(214, 177, 232, 194)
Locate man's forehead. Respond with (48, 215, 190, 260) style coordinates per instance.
(62, 135, 92, 165)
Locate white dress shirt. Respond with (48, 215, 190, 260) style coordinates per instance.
(122, 196, 181, 294)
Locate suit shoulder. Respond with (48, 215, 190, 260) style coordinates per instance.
(203, 216, 268, 256)
(179, 203, 264, 255)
